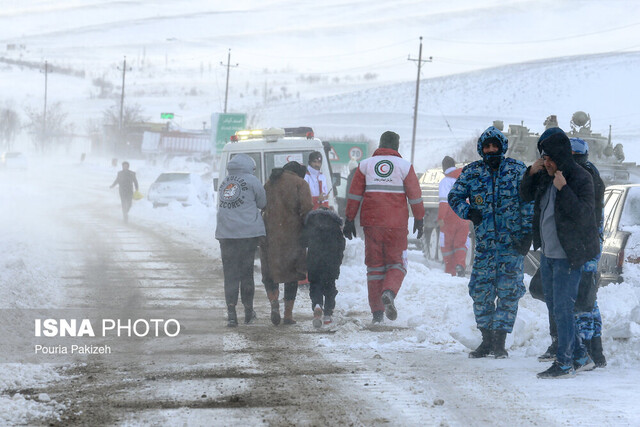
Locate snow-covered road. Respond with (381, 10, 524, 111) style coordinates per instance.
(2, 157, 640, 425)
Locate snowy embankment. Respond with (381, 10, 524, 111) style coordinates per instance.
(0, 168, 70, 424)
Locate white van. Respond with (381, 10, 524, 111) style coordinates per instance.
(215, 128, 341, 211)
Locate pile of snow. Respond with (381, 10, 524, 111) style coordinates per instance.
(0, 167, 75, 424)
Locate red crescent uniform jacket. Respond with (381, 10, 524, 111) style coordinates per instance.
(346, 148, 425, 228)
(437, 167, 468, 232)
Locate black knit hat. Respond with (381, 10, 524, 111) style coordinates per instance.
(308, 151, 322, 165)
(442, 156, 455, 172)
(379, 131, 400, 151)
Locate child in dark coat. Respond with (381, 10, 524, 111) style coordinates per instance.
(301, 208, 346, 328)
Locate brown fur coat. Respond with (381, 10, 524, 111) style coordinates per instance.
(262, 170, 313, 283)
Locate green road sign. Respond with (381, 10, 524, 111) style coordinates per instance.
(160, 113, 174, 119)
(212, 113, 246, 152)
(325, 141, 369, 166)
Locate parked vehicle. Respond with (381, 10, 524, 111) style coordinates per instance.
(147, 172, 213, 207)
(0, 152, 28, 170)
(599, 184, 640, 285)
(216, 127, 341, 212)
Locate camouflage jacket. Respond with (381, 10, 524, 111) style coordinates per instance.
(448, 126, 533, 255)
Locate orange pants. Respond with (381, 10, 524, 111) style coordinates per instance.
(440, 223, 468, 275)
(363, 226, 408, 313)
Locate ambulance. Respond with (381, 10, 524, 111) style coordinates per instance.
(215, 127, 341, 211)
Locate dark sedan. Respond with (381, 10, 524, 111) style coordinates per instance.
(599, 184, 640, 285)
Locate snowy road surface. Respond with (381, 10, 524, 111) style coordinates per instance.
(2, 159, 640, 426)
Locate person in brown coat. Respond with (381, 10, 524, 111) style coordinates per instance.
(261, 161, 314, 325)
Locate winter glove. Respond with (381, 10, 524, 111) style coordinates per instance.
(514, 233, 532, 256)
(467, 208, 482, 226)
(413, 218, 424, 240)
(343, 220, 356, 240)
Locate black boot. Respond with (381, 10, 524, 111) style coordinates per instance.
(492, 330, 508, 359)
(538, 336, 558, 362)
(469, 328, 493, 358)
(227, 305, 238, 327)
(244, 306, 257, 324)
(372, 311, 384, 324)
(590, 336, 607, 367)
(381, 290, 397, 321)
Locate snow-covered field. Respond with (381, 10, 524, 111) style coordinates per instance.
(2, 0, 640, 424)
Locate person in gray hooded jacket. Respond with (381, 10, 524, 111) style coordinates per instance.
(215, 154, 267, 327)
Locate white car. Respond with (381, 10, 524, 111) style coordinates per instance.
(147, 172, 213, 207)
(0, 152, 28, 170)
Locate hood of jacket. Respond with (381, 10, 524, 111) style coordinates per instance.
(227, 153, 256, 175)
(305, 208, 343, 229)
(476, 126, 508, 158)
(538, 127, 575, 172)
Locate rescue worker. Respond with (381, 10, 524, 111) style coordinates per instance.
(437, 156, 470, 277)
(110, 161, 139, 223)
(448, 126, 533, 359)
(343, 131, 425, 323)
(304, 151, 330, 210)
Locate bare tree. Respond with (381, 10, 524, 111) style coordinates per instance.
(101, 102, 148, 154)
(102, 102, 147, 131)
(0, 107, 21, 151)
(24, 102, 73, 152)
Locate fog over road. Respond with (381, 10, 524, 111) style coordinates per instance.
(6, 161, 638, 426)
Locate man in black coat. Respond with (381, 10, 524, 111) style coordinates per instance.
(110, 161, 139, 223)
(520, 127, 600, 379)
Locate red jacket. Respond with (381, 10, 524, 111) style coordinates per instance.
(437, 167, 468, 232)
(346, 148, 425, 228)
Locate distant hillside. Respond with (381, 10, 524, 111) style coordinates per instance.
(258, 51, 640, 170)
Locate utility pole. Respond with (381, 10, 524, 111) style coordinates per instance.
(407, 37, 432, 165)
(117, 56, 132, 131)
(42, 60, 50, 141)
(220, 49, 238, 113)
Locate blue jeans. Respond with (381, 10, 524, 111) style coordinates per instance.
(540, 255, 586, 366)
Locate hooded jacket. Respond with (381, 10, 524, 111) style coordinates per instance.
(448, 126, 533, 255)
(520, 128, 600, 268)
(215, 154, 266, 239)
(301, 208, 345, 282)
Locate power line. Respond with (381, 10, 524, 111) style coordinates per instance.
(220, 48, 238, 113)
(408, 37, 432, 165)
(117, 56, 132, 131)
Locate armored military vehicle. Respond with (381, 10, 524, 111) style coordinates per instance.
(503, 111, 634, 184)
(418, 112, 637, 273)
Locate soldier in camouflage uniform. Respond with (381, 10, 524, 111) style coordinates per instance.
(448, 126, 534, 359)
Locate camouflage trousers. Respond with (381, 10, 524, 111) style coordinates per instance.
(468, 250, 526, 332)
(574, 254, 602, 340)
(575, 302, 603, 341)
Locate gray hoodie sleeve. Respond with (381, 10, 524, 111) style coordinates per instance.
(254, 179, 267, 209)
